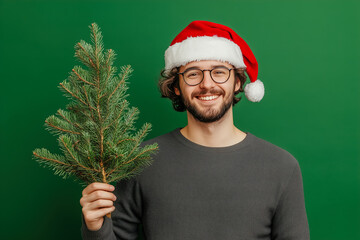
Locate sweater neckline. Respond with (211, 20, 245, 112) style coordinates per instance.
(170, 127, 253, 153)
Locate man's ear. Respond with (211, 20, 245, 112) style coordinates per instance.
(234, 77, 241, 92)
(174, 87, 180, 96)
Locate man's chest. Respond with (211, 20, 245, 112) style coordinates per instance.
(141, 154, 278, 224)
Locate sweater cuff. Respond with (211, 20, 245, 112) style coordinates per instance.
(81, 213, 113, 240)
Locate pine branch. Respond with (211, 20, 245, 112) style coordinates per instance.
(107, 144, 159, 177)
(59, 82, 88, 106)
(44, 113, 83, 136)
(126, 123, 150, 158)
(107, 65, 132, 105)
(33, 23, 158, 185)
(76, 42, 97, 69)
(56, 109, 83, 130)
(104, 101, 127, 130)
(72, 68, 96, 86)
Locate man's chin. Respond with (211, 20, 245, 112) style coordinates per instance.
(196, 116, 222, 123)
(188, 108, 227, 123)
(182, 94, 234, 123)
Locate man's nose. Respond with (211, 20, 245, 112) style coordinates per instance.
(199, 70, 215, 88)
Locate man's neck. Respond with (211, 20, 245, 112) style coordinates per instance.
(180, 109, 247, 147)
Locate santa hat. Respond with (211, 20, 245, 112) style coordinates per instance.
(164, 20, 264, 102)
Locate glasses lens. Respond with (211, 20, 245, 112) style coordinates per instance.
(211, 67, 230, 83)
(184, 69, 203, 85)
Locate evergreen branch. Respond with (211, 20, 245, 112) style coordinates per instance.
(57, 109, 83, 130)
(33, 23, 157, 186)
(59, 82, 88, 106)
(112, 145, 159, 175)
(124, 145, 159, 166)
(77, 42, 97, 69)
(96, 86, 104, 168)
(95, 65, 105, 177)
(100, 51, 116, 100)
(91, 23, 100, 69)
(104, 99, 127, 123)
(99, 127, 104, 161)
(116, 108, 138, 143)
(33, 151, 75, 167)
(72, 140, 80, 151)
(105, 50, 112, 87)
(100, 161, 107, 183)
(45, 120, 81, 135)
(83, 132, 96, 173)
(105, 49, 112, 66)
(104, 141, 125, 164)
(116, 138, 136, 146)
(60, 136, 99, 173)
(83, 167, 97, 183)
(104, 102, 126, 130)
(76, 54, 94, 69)
(93, 37, 104, 164)
(86, 156, 96, 168)
(100, 92, 107, 99)
(82, 85, 96, 120)
(107, 65, 131, 104)
(67, 105, 93, 120)
(115, 153, 124, 158)
(72, 68, 96, 86)
(126, 122, 149, 158)
(100, 75, 116, 99)
(107, 164, 141, 183)
(91, 24, 103, 127)
(103, 153, 124, 165)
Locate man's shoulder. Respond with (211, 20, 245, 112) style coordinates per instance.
(141, 128, 179, 147)
(134, 129, 180, 181)
(142, 128, 178, 145)
(249, 132, 299, 170)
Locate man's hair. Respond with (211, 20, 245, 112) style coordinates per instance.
(158, 67, 248, 112)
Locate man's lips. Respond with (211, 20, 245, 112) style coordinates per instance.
(196, 95, 220, 101)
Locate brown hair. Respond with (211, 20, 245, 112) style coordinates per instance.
(158, 67, 247, 112)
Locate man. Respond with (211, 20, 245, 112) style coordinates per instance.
(80, 20, 310, 240)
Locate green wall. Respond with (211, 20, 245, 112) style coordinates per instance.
(1, 0, 359, 239)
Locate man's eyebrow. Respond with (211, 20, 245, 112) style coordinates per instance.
(183, 65, 228, 71)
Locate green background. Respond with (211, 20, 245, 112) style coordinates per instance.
(1, 0, 359, 239)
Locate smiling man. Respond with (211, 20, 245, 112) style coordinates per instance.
(81, 20, 310, 240)
(172, 60, 246, 147)
(177, 61, 239, 123)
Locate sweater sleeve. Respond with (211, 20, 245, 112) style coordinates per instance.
(271, 161, 310, 240)
(81, 177, 143, 240)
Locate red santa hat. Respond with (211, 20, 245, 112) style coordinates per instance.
(164, 20, 265, 102)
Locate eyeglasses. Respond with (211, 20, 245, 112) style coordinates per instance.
(177, 66, 236, 86)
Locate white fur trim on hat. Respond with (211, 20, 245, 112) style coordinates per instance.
(164, 36, 246, 71)
(244, 79, 265, 102)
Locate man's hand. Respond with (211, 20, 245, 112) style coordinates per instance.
(80, 182, 117, 231)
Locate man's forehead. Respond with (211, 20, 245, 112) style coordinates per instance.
(181, 60, 233, 69)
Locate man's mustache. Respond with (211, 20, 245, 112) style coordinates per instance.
(191, 89, 225, 98)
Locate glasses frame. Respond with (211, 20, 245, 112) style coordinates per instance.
(177, 67, 236, 86)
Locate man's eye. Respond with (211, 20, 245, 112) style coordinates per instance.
(186, 72, 199, 77)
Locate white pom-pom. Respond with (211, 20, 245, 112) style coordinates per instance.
(244, 79, 265, 102)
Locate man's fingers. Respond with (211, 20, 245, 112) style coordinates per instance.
(81, 183, 117, 229)
(82, 182, 115, 196)
(83, 206, 116, 221)
(80, 191, 116, 207)
(88, 199, 115, 209)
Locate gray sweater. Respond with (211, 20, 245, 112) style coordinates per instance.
(81, 128, 310, 240)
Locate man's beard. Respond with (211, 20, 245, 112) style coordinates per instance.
(179, 88, 234, 123)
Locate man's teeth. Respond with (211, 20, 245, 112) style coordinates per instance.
(198, 95, 219, 101)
